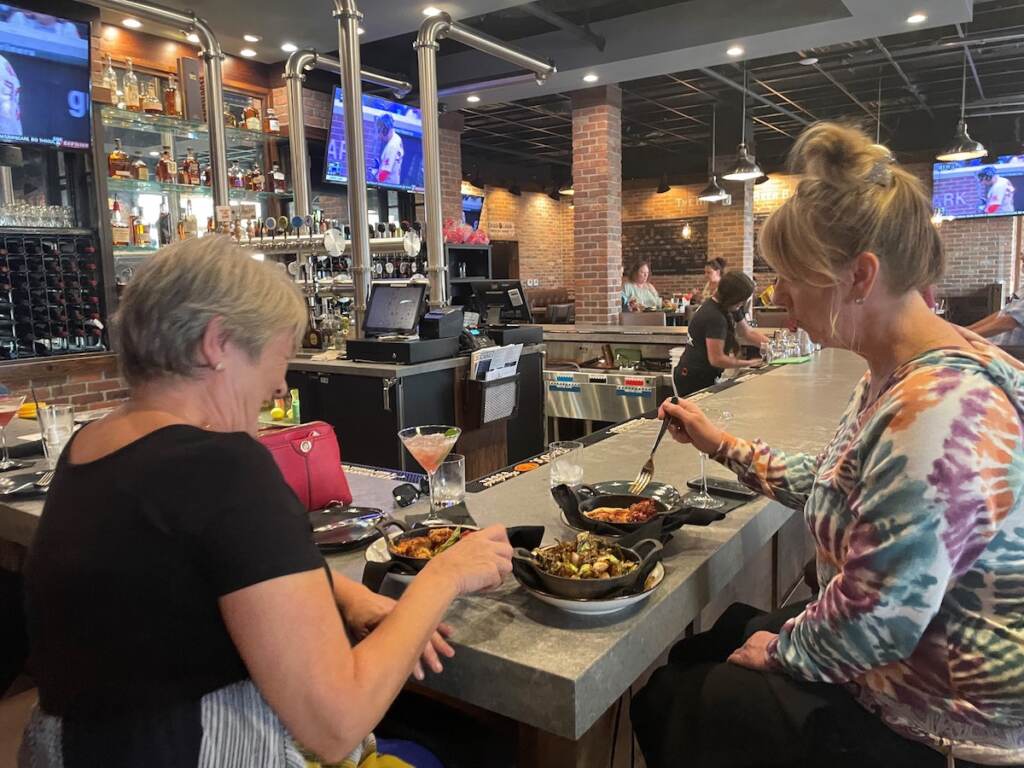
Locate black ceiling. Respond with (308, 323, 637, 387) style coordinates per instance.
(458, 0, 1024, 185)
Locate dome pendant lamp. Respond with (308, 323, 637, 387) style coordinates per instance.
(723, 64, 763, 182)
(936, 51, 986, 162)
(698, 105, 729, 202)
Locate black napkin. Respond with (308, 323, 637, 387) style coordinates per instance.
(361, 524, 544, 593)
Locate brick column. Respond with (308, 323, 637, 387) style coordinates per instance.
(572, 86, 622, 325)
(439, 111, 464, 225)
(708, 178, 754, 275)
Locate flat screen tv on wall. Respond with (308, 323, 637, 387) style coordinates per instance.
(933, 155, 1024, 220)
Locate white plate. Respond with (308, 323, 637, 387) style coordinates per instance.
(518, 562, 665, 616)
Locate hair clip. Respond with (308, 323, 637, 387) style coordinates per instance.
(866, 149, 895, 187)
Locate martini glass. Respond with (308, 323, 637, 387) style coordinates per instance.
(398, 425, 462, 523)
(686, 405, 733, 510)
(0, 395, 26, 473)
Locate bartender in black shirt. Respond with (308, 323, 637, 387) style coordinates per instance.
(674, 272, 766, 396)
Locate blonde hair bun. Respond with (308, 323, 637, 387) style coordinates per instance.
(789, 122, 891, 188)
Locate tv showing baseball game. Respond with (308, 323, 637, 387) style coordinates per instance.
(0, 4, 90, 150)
(933, 155, 1024, 220)
(323, 87, 425, 193)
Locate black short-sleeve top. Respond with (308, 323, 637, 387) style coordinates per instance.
(24, 424, 325, 721)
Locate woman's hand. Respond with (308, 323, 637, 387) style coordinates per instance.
(659, 397, 727, 454)
(628, 297, 639, 312)
(727, 631, 777, 672)
(338, 585, 456, 681)
(425, 524, 513, 596)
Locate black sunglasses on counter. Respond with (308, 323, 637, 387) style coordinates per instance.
(392, 478, 430, 508)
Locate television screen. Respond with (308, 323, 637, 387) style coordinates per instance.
(324, 87, 424, 193)
(933, 155, 1024, 220)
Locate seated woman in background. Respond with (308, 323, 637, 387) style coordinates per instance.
(673, 271, 766, 396)
(635, 123, 1024, 767)
(692, 257, 727, 304)
(20, 236, 513, 767)
(621, 260, 661, 311)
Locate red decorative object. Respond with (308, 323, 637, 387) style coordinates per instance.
(258, 421, 353, 511)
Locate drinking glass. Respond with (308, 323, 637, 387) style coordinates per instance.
(548, 440, 584, 487)
(39, 404, 74, 469)
(430, 454, 466, 514)
(398, 425, 461, 524)
(687, 405, 733, 510)
(0, 394, 26, 472)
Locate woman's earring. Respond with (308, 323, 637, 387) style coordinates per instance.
(854, 297, 865, 305)
(214, 362, 225, 371)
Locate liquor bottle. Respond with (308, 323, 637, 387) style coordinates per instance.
(122, 58, 141, 112)
(248, 164, 265, 192)
(101, 53, 118, 93)
(131, 205, 146, 245)
(270, 163, 286, 193)
(183, 199, 198, 239)
(229, 161, 245, 189)
(143, 80, 163, 113)
(183, 147, 200, 185)
(223, 105, 237, 128)
(131, 158, 149, 182)
(157, 196, 172, 246)
(107, 138, 131, 179)
(110, 196, 131, 246)
(200, 161, 212, 186)
(156, 146, 177, 183)
(384, 253, 395, 277)
(263, 107, 280, 134)
(243, 99, 261, 131)
(163, 75, 180, 117)
(243, 166, 254, 191)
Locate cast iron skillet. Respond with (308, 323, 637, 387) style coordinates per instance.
(512, 537, 663, 600)
(374, 519, 477, 572)
(553, 484, 673, 534)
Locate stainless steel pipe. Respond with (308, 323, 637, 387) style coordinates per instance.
(283, 49, 412, 221)
(334, 0, 371, 339)
(91, 0, 229, 210)
(414, 12, 555, 308)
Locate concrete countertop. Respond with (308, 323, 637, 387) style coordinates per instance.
(0, 350, 867, 740)
(289, 344, 544, 378)
(541, 324, 688, 346)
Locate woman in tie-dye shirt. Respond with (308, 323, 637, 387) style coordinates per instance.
(634, 122, 1024, 768)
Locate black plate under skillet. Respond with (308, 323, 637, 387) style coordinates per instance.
(553, 484, 673, 535)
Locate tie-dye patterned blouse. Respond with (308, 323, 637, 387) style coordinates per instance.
(715, 340, 1024, 763)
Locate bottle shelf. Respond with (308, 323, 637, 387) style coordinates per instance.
(107, 177, 292, 202)
(112, 245, 159, 257)
(100, 106, 282, 147)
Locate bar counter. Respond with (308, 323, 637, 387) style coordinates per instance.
(0, 349, 867, 758)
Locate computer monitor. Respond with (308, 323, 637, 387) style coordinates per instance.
(363, 283, 427, 337)
(467, 280, 533, 325)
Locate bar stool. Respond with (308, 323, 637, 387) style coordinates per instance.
(0, 688, 36, 768)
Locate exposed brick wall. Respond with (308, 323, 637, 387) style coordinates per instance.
(572, 87, 622, 325)
(271, 85, 331, 133)
(1, 355, 127, 411)
(440, 126, 464, 227)
(478, 188, 575, 289)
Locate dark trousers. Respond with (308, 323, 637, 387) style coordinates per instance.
(673, 364, 719, 397)
(632, 602, 998, 768)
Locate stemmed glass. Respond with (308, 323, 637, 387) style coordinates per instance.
(398, 425, 462, 524)
(686, 405, 733, 510)
(0, 394, 27, 473)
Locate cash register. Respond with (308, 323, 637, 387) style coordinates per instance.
(345, 284, 460, 364)
(466, 280, 543, 346)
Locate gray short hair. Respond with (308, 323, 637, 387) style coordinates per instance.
(114, 236, 308, 387)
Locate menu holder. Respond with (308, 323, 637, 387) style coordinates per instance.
(463, 374, 520, 430)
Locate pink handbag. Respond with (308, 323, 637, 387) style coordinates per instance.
(258, 421, 353, 511)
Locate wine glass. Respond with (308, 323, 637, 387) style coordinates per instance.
(398, 425, 462, 524)
(0, 395, 27, 473)
(686, 405, 733, 510)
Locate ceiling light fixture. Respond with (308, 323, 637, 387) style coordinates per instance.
(723, 64, 763, 182)
(466, 95, 480, 103)
(698, 105, 730, 203)
(681, 222, 692, 239)
(509, 181, 522, 196)
(358, 27, 365, 35)
(558, 181, 574, 196)
(280, 42, 298, 53)
(754, 173, 770, 185)
(239, 48, 257, 58)
(122, 17, 142, 28)
(798, 56, 818, 66)
(907, 12, 927, 24)
(548, 184, 562, 201)
(582, 73, 599, 83)
(185, 32, 200, 43)
(243, 34, 262, 43)
(423, 6, 443, 16)
(726, 45, 744, 57)
(471, 168, 485, 189)
(657, 174, 670, 194)
(936, 50, 987, 162)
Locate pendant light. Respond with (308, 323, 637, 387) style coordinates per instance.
(936, 50, 987, 162)
(723, 64, 763, 181)
(698, 105, 729, 202)
(657, 173, 671, 194)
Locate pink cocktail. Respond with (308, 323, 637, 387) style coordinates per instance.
(0, 395, 26, 472)
(398, 425, 461, 523)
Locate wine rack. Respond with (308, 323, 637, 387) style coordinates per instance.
(0, 230, 107, 360)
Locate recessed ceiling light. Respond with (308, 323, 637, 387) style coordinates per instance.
(799, 56, 819, 66)
(243, 34, 262, 43)
(122, 17, 142, 28)
(726, 45, 744, 57)
(239, 48, 257, 58)
(358, 27, 365, 35)
(583, 73, 599, 83)
(149, 151, 160, 157)
(907, 12, 927, 24)
(280, 42, 298, 52)
(186, 32, 200, 43)
(423, 6, 443, 16)
(466, 95, 480, 103)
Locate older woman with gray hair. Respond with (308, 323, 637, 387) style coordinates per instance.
(20, 236, 513, 766)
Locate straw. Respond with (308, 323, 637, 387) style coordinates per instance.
(29, 380, 40, 412)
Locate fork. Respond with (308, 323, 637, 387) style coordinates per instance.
(34, 471, 54, 489)
(629, 396, 678, 496)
